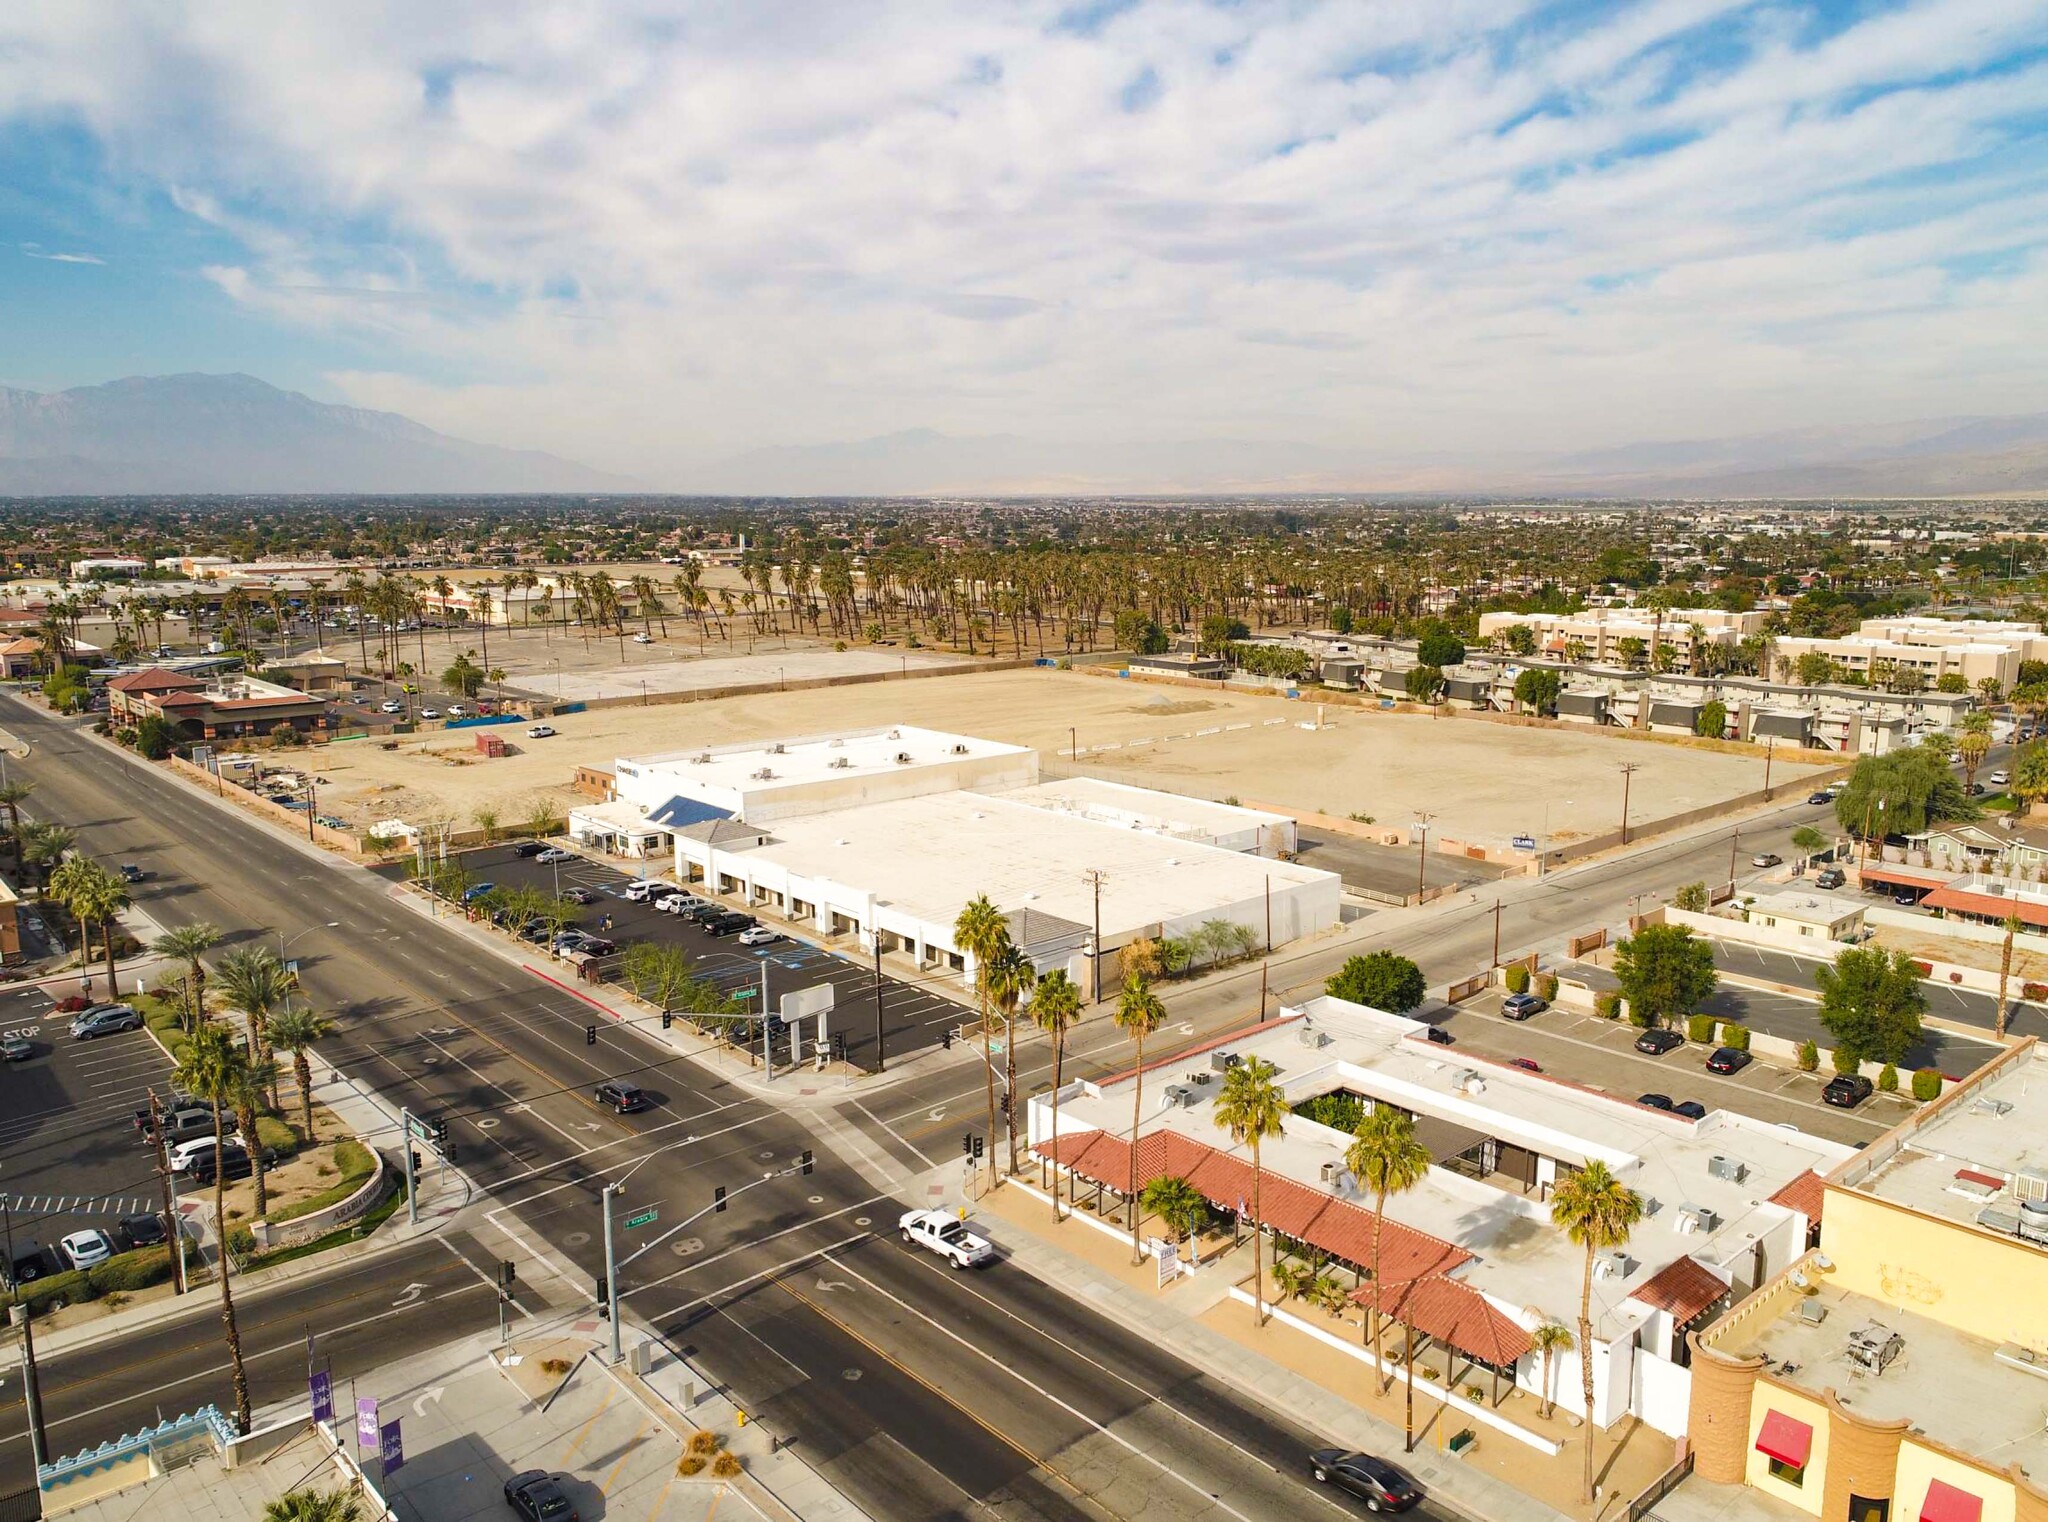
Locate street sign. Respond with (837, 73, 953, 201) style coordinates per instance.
(732, 988, 757, 1001)
(625, 1206, 660, 1230)
(1512, 834, 1537, 852)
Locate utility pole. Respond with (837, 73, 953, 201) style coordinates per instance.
(1492, 900, 1502, 967)
(1729, 830, 1739, 887)
(1264, 877, 1272, 955)
(3, 1202, 49, 1474)
(401, 1108, 419, 1226)
(601, 1182, 622, 1363)
(1618, 763, 1641, 846)
(1082, 869, 1106, 1001)
(304, 773, 317, 842)
(759, 956, 773, 1080)
(1413, 812, 1433, 899)
(1762, 736, 1776, 801)
(871, 937, 885, 1073)
(149, 1089, 187, 1294)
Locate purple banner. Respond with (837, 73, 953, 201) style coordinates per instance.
(378, 1418, 404, 1474)
(356, 1397, 379, 1449)
(310, 1370, 333, 1424)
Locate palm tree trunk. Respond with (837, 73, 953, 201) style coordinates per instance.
(1128, 1033, 1145, 1263)
(1579, 1242, 1598, 1504)
(1251, 1139, 1265, 1326)
(296, 1054, 315, 1140)
(101, 918, 120, 999)
(1371, 1189, 1391, 1390)
(981, 991, 997, 1193)
(241, 1101, 268, 1218)
(1004, 1004, 1019, 1177)
(1050, 1031, 1065, 1222)
(213, 1099, 251, 1432)
(1404, 1323, 1418, 1451)
(1541, 1348, 1555, 1420)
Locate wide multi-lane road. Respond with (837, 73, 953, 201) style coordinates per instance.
(0, 699, 1414, 1522)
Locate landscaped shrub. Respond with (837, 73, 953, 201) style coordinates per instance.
(1719, 1023, 1751, 1052)
(1877, 1062, 1899, 1093)
(254, 1114, 300, 1158)
(1912, 1068, 1944, 1102)
(1503, 966, 1530, 995)
(1292, 1092, 1368, 1132)
(1832, 1045, 1862, 1076)
(270, 1141, 381, 1225)
(1797, 1039, 1819, 1072)
(88, 1246, 173, 1295)
(1594, 991, 1621, 1020)
(1536, 973, 1558, 1002)
(2024, 982, 2048, 1002)
(1686, 1014, 1717, 1043)
(9, 1269, 93, 1313)
(1910, 960, 1933, 976)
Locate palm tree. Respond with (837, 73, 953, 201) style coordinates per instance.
(1345, 1105, 1431, 1391)
(213, 947, 293, 1103)
(175, 1022, 253, 1432)
(1112, 972, 1167, 1260)
(263, 1488, 362, 1522)
(150, 923, 223, 1032)
(231, 1053, 280, 1219)
(18, 820, 74, 897)
(953, 893, 1010, 1188)
(50, 855, 128, 998)
(265, 1006, 336, 1141)
(1531, 1321, 1574, 1420)
(1139, 1175, 1208, 1257)
(1032, 969, 1083, 1221)
(1996, 911, 2022, 1039)
(1212, 1055, 1287, 1326)
(985, 944, 1035, 1177)
(0, 778, 33, 858)
(1550, 1159, 1645, 1503)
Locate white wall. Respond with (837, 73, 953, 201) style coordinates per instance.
(1633, 1351, 1694, 1438)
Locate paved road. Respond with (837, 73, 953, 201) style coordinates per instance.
(0, 697, 1402, 1522)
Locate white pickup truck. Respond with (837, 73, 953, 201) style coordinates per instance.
(898, 1209, 996, 1269)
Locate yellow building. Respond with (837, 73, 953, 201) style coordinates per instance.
(1689, 1039, 2048, 1522)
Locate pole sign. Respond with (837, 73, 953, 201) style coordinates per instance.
(355, 1397, 379, 1449)
(1155, 1237, 1180, 1288)
(379, 1418, 405, 1475)
(310, 1370, 333, 1423)
(625, 1206, 659, 1230)
(1512, 834, 1537, 852)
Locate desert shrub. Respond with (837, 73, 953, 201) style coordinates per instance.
(88, 1247, 173, 1294)
(1503, 965, 1530, 994)
(1797, 1039, 1819, 1072)
(711, 1452, 742, 1479)
(688, 1430, 720, 1456)
(676, 1454, 707, 1477)
(539, 1357, 572, 1377)
(1912, 1068, 1944, 1102)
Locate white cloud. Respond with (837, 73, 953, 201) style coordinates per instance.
(20, 244, 105, 264)
(3, 0, 2048, 483)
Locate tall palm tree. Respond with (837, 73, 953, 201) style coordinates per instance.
(953, 893, 1010, 1187)
(1032, 969, 1083, 1221)
(1345, 1105, 1431, 1391)
(231, 1053, 280, 1219)
(150, 922, 223, 1032)
(1212, 1055, 1286, 1325)
(174, 1022, 254, 1432)
(1112, 973, 1166, 1262)
(19, 820, 74, 897)
(1996, 911, 2022, 1039)
(50, 855, 128, 998)
(214, 947, 293, 1103)
(1531, 1321, 1574, 1420)
(263, 1487, 363, 1522)
(265, 1006, 336, 1141)
(0, 778, 34, 858)
(1550, 1159, 1645, 1503)
(985, 944, 1035, 1177)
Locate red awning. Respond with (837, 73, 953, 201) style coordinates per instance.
(1755, 1410, 1813, 1470)
(1921, 1481, 1983, 1522)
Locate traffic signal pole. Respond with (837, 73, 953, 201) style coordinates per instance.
(602, 1182, 621, 1364)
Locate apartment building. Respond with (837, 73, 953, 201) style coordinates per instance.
(1477, 607, 1767, 665)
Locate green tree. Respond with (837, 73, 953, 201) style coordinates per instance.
(1415, 629, 1465, 668)
(174, 1021, 254, 1432)
(1513, 667, 1561, 716)
(1550, 1160, 1644, 1499)
(1936, 673, 1970, 694)
(0, 777, 32, 858)
(1346, 1106, 1430, 1399)
(1404, 664, 1443, 704)
(49, 855, 129, 999)
(1815, 946, 1926, 1067)
(1616, 636, 1648, 670)
(1112, 973, 1167, 1262)
(1032, 969, 1083, 1223)
(150, 922, 223, 1032)
(1138, 1175, 1209, 1252)
(1674, 881, 1708, 912)
(985, 944, 1036, 1177)
(263, 1489, 363, 1522)
(1113, 610, 1168, 654)
(1695, 700, 1726, 740)
(954, 893, 1011, 1189)
(1833, 746, 1975, 838)
(135, 713, 180, 759)
(1531, 1321, 1574, 1420)
(1324, 951, 1426, 1013)
(230, 1051, 281, 1219)
(1503, 624, 1536, 656)
(264, 1006, 335, 1142)
(1199, 614, 1250, 655)
(1790, 825, 1829, 855)
(441, 650, 484, 697)
(1612, 923, 1717, 1029)
(2014, 740, 2048, 815)
(1212, 1055, 1287, 1328)
(622, 941, 698, 1020)
(213, 947, 293, 1105)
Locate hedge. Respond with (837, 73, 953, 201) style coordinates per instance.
(88, 1246, 174, 1294)
(268, 1140, 379, 1226)
(1720, 1023, 1751, 1052)
(1797, 1040, 1819, 1072)
(1686, 1014, 1717, 1043)
(1912, 1068, 1944, 1102)
(1503, 966, 1530, 995)
(7, 1269, 93, 1314)
(1594, 991, 1621, 1020)
(1535, 973, 1558, 1002)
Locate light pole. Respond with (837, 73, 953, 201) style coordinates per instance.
(4, 1201, 49, 1473)
(1413, 812, 1433, 899)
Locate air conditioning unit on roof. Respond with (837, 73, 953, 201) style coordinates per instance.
(2014, 1168, 2048, 1203)
(828, 756, 851, 769)
(1707, 1155, 1748, 1184)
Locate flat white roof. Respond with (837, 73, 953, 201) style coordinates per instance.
(718, 790, 1333, 939)
(999, 777, 1289, 837)
(1857, 1046, 2048, 1230)
(1748, 890, 1866, 923)
(1051, 998, 1852, 1333)
(620, 725, 1028, 796)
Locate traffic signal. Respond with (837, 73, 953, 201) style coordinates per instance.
(586, 1024, 597, 1045)
(430, 1117, 448, 1144)
(498, 1260, 517, 1291)
(999, 1093, 1011, 1120)
(961, 1131, 973, 1157)
(800, 1150, 813, 1175)
(661, 1010, 673, 1029)
(713, 1185, 727, 1214)
(972, 1136, 985, 1161)
(829, 1032, 845, 1061)
(444, 1143, 458, 1165)
(595, 1276, 609, 1315)
(941, 1028, 953, 1051)
(408, 1148, 421, 1174)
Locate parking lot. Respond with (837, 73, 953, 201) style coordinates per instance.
(0, 986, 182, 1264)
(1440, 989, 1915, 1145)
(424, 843, 972, 1072)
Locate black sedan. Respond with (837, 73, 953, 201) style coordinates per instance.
(1706, 1046, 1752, 1075)
(118, 1212, 169, 1249)
(504, 1469, 578, 1520)
(1634, 1028, 1684, 1056)
(1637, 1093, 1675, 1111)
(1309, 1449, 1423, 1513)
(1807, 791, 1832, 805)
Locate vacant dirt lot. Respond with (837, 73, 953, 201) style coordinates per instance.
(302, 667, 1823, 847)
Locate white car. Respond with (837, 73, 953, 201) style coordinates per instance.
(738, 927, 781, 947)
(419, 707, 441, 720)
(169, 1133, 240, 1174)
(59, 1228, 115, 1271)
(536, 847, 575, 864)
(527, 725, 557, 739)
(379, 700, 403, 714)
(656, 894, 706, 916)
(446, 703, 468, 718)
(1991, 770, 2011, 786)
(898, 1209, 995, 1268)
(632, 632, 653, 644)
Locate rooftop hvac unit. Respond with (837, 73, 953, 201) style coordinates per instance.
(828, 756, 852, 769)
(769, 742, 785, 754)
(887, 728, 902, 740)
(1298, 1025, 1330, 1049)
(693, 753, 711, 764)
(1707, 1155, 1749, 1184)
(1986, 882, 2007, 896)
(1674, 1205, 1721, 1235)
(2015, 1168, 2048, 1203)
(951, 743, 968, 755)
(1211, 1052, 1241, 1073)
(1844, 1322, 1903, 1374)
(895, 752, 913, 764)
(829, 737, 845, 747)
(1593, 1250, 1634, 1281)
(750, 767, 776, 780)
(2019, 1199, 2048, 1246)
(1799, 1299, 1829, 1326)
(1161, 1083, 1202, 1109)
(1974, 1098, 2016, 1119)
(1978, 1202, 2024, 1236)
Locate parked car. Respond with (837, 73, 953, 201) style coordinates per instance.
(2, 1241, 47, 1289)
(898, 1208, 995, 1268)
(1, 1031, 34, 1062)
(70, 1005, 142, 1040)
(738, 927, 781, 947)
(1506, 1057, 1542, 1073)
(141, 1104, 220, 1145)
(170, 1134, 243, 1174)
(1636, 1092, 1675, 1111)
(1672, 1100, 1708, 1120)
(1992, 769, 2012, 786)
(119, 862, 150, 883)
(655, 894, 706, 916)
(446, 704, 468, 718)
(59, 1229, 116, 1272)
(511, 840, 546, 858)
(189, 1142, 258, 1184)
(418, 707, 440, 719)
(1824, 1074, 1875, 1108)
(594, 1081, 652, 1114)
(504, 1470, 579, 1521)
(118, 1212, 169, 1250)
(461, 883, 497, 904)
(1751, 852, 1783, 868)
(527, 724, 557, 739)
(706, 914, 755, 937)
(1500, 992, 1547, 1020)
(632, 632, 653, 644)
(683, 903, 728, 924)
(1634, 1028, 1684, 1055)
(623, 879, 669, 902)
(536, 847, 575, 863)
(1706, 1047, 1752, 1075)
(1308, 1449, 1424, 1512)
(563, 886, 598, 905)
(1806, 791, 1832, 805)
(379, 699, 404, 714)
(1893, 890, 1920, 907)
(1815, 868, 1845, 890)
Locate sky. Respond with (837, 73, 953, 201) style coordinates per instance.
(2, 0, 2047, 486)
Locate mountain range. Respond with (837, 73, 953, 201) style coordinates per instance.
(5, 372, 2048, 498)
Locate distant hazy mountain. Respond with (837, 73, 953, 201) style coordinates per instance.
(0, 373, 629, 494)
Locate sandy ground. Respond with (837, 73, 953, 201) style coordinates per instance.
(305, 667, 1822, 847)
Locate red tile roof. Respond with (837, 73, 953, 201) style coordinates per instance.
(1922, 885, 2048, 930)
(106, 667, 203, 694)
(1365, 1275, 1533, 1367)
(1628, 1255, 1728, 1324)
(155, 692, 210, 709)
(1766, 1170, 1827, 1224)
(1035, 1128, 1470, 1288)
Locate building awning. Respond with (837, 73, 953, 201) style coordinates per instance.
(1921, 1480, 1983, 1522)
(1754, 1410, 1813, 1469)
(1360, 1275, 1533, 1367)
(1409, 1113, 1491, 1163)
(1921, 886, 2048, 929)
